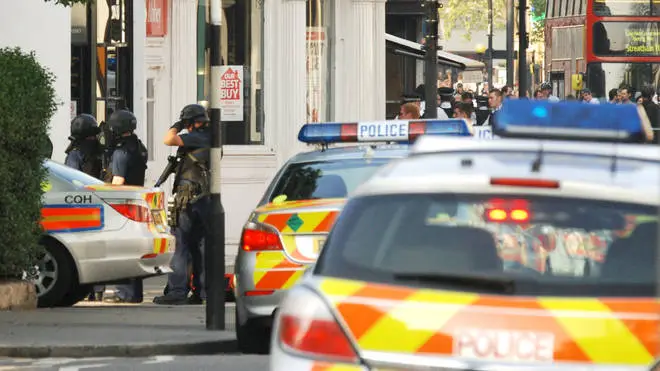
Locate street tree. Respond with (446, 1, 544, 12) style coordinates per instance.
(530, 0, 547, 44)
(443, 0, 507, 41)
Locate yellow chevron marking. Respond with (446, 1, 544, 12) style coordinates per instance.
(290, 211, 329, 233)
(257, 214, 268, 223)
(282, 269, 305, 289)
(319, 278, 367, 304)
(280, 234, 298, 256)
(357, 290, 479, 353)
(537, 298, 653, 364)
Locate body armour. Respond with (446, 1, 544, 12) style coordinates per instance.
(174, 146, 210, 195)
(65, 140, 103, 179)
(104, 135, 148, 185)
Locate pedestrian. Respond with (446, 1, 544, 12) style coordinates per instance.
(454, 102, 475, 133)
(539, 82, 560, 102)
(64, 114, 105, 301)
(104, 110, 149, 303)
(153, 104, 211, 305)
(398, 102, 421, 120)
(608, 88, 619, 103)
(534, 89, 544, 99)
(483, 88, 503, 126)
(639, 84, 659, 143)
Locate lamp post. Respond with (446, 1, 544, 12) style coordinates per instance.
(475, 44, 486, 92)
(422, 0, 440, 119)
(487, 0, 494, 92)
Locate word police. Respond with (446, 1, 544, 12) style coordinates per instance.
(65, 194, 92, 204)
(358, 122, 409, 142)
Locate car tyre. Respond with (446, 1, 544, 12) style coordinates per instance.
(35, 240, 75, 308)
(236, 307, 270, 354)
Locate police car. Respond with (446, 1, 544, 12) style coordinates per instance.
(270, 101, 660, 370)
(233, 118, 474, 353)
(32, 160, 175, 307)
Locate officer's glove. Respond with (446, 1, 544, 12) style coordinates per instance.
(170, 120, 184, 132)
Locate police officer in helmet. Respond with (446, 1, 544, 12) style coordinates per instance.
(65, 113, 105, 301)
(105, 109, 149, 303)
(65, 114, 103, 177)
(153, 103, 211, 305)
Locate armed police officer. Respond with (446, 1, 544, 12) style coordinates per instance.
(105, 109, 149, 303)
(153, 104, 211, 305)
(64, 114, 105, 301)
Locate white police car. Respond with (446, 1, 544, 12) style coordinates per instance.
(234, 118, 475, 353)
(269, 101, 660, 370)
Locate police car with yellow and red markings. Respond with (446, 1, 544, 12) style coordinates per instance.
(233, 118, 476, 353)
(270, 100, 660, 370)
(32, 160, 174, 307)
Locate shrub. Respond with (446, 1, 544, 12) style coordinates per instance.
(0, 47, 56, 278)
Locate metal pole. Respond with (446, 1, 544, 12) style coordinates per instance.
(487, 0, 494, 91)
(517, 0, 528, 97)
(207, 0, 226, 331)
(424, 0, 439, 118)
(506, 0, 514, 87)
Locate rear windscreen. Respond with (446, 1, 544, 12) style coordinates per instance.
(269, 159, 392, 202)
(314, 194, 657, 297)
(45, 161, 104, 187)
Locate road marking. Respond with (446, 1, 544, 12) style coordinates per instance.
(59, 364, 109, 371)
(142, 355, 175, 364)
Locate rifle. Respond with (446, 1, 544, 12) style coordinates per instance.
(98, 121, 115, 181)
(155, 155, 181, 188)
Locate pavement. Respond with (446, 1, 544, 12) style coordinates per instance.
(0, 276, 241, 359)
(0, 354, 269, 370)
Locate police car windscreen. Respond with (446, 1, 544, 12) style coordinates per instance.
(270, 159, 392, 202)
(46, 160, 104, 186)
(314, 194, 657, 297)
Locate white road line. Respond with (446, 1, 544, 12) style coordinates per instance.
(142, 355, 175, 364)
(59, 364, 110, 371)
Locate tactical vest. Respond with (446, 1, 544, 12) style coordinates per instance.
(105, 136, 148, 186)
(67, 142, 103, 180)
(174, 147, 210, 195)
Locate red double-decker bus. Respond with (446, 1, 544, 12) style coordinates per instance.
(585, 0, 660, 99)
(545, 0, 660, 99)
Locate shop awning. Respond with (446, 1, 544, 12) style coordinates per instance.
(385, 33, 485, 71)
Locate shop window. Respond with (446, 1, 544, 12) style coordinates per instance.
(306, 0, 333, 123)
(146, 78, 155, 161)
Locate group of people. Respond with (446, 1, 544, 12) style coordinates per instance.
(64, 104, 212, 305)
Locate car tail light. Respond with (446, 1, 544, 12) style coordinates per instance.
(490, 178, 560, 189)
(276, 287, 358, 363)
(240, 224, 283, 251)
(108, 200, 152, 223)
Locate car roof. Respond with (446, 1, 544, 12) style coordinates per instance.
(353, 137, 660, 206)
(411, 136, 660, 162)
(287, 144, 410, 164)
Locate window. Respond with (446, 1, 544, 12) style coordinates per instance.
(266, 158, 393, 203)
(45, 161, 105, 188)
(315, 193, 657, 297)
(587, 62, 660, 99)
(592, 21, 660, 57)
(306, 0, 333, 123)
(146, 78, 155, 161)
(593, 0, 660, 16)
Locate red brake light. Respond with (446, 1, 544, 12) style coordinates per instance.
(488, 209, 507, 221)
(486, 208, 530, 223)
(490, 178, 560, 189)
(277, 288, 358, 363)
(241, 226, 283, 251)
(109, 201, 152, 223)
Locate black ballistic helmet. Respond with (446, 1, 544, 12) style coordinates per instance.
(179, 104, 210, 123)
(70, 114, 100, 140)
(107, 110, 137, 135)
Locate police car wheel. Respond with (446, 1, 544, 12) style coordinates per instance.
(235, 308, 270, 354)
(35, 240, 75, 308)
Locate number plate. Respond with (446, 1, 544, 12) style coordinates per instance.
(312, 237, 327, 255)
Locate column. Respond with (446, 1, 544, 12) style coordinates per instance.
(264, 0, 308, 165)
(333, 0, 386, 122)
(170, 0, 198, 121)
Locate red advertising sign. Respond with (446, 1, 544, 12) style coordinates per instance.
(218, 66, 244, 121)
(146, 0, 168, 37)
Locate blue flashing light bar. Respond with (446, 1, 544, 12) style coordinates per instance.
(493, 100, 645, 143)
(298, 119, 472, 144)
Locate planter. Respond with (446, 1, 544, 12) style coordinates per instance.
(0, 280, 37, 310)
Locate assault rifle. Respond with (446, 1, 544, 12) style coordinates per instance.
(155, 154, 181, 188)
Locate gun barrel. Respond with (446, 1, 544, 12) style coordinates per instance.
(154, 156, 179, 187)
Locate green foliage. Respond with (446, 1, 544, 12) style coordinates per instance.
(443, 0, 507, 41)
(530, 20, 546, 44)
(0, 47, 55, 278)
(44, 0, 94, 6)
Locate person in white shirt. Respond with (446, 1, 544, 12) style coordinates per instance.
(581, 88, 600, 104)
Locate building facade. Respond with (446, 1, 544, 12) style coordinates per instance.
(2, 0, 387, 261)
